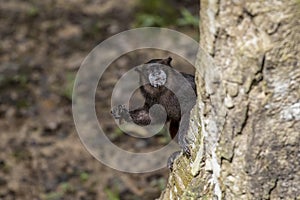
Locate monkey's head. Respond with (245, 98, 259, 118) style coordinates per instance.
(135, 57, 173, 88)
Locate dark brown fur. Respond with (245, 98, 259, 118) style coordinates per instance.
(112, 57, 197, 169)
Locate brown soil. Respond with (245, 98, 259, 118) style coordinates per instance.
(0, 0, 198, 199)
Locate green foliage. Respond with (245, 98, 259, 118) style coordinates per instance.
(60, 182, 75, 193)
(42, 182, 75, 199)
(27, 6, 39, 17)
(0, 73, 28, 88)
(177, 9, 199, 28)
(13, 74, 28, 85)
(16, 99, 30, 109)
(134, 0, 179, 27)
(157, 127, 172, 144)
(63, 72, 76, 100)
(150, 177, 166, 191)
(135, 14, 165, 27)
(0, 75, 4, 86)
(109, 127, 124, 141)
(104, 188, 120, 200)
(80, 172, 90, 182)
(134, 0, 199, 28)
(44, 192, 63, 200)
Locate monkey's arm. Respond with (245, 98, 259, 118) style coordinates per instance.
(128, 106, 151, 125)
(111, 105, 150, 125)
(111, 104, 165, 126)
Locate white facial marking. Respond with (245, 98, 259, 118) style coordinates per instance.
(148, 69, 167, 87)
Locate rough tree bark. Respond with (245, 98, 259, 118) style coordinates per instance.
(159, 0, 299, 199)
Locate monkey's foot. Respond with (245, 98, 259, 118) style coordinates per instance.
(178, 137, 191, 158)
(167, 146, 191, 171)
(182, 144, 191, 158)
(167, 151, 181, 171)
(111, 105, 131, 122)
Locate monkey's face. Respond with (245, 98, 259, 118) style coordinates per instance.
(135, 63, 169, 88)
(148, 66, 167, 87)
(134, 57, 174, 92)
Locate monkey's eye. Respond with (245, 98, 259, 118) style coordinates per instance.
(148, 69, 167, 88)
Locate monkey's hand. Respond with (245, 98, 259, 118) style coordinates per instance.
(111, 105, 132, 123)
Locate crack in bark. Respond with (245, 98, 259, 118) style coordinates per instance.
(243, 7, 257, 18)
(248, 53, 266, 93)
(215, 0, 220, 19)
(268, 22, 281, 35)
(212, 27, 220, 57)
(236, 103, 249, 135)
(267, 178, 278, 199)
(260, 54, 266, 73)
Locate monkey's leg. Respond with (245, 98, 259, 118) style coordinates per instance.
(169, 120, 179, 139)
(177, 112, 191, 157)
(167, 117, 191, 170)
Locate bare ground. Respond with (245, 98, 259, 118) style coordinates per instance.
(0, 0, 198, 199)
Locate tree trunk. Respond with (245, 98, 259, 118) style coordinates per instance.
(159, 0, 299, 199)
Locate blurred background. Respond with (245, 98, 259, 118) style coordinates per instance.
(0, 0, 199, 199)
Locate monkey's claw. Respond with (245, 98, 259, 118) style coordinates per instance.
(167, 145, 191, 171)
(182, 145, 191, 157)
(167, 151, 181, 171)
(111, 105, 131, 123)
(111, 105, 125, 119)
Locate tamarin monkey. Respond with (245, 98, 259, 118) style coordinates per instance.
(111, 57, 197, 170)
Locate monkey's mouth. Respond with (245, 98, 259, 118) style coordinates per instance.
(148, 69, 167, 87)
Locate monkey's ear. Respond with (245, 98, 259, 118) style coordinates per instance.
(134, 65, 142, 73)
(161, 57, 172, 66)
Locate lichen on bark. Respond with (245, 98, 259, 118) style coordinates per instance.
(159, 0, 300, 199)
